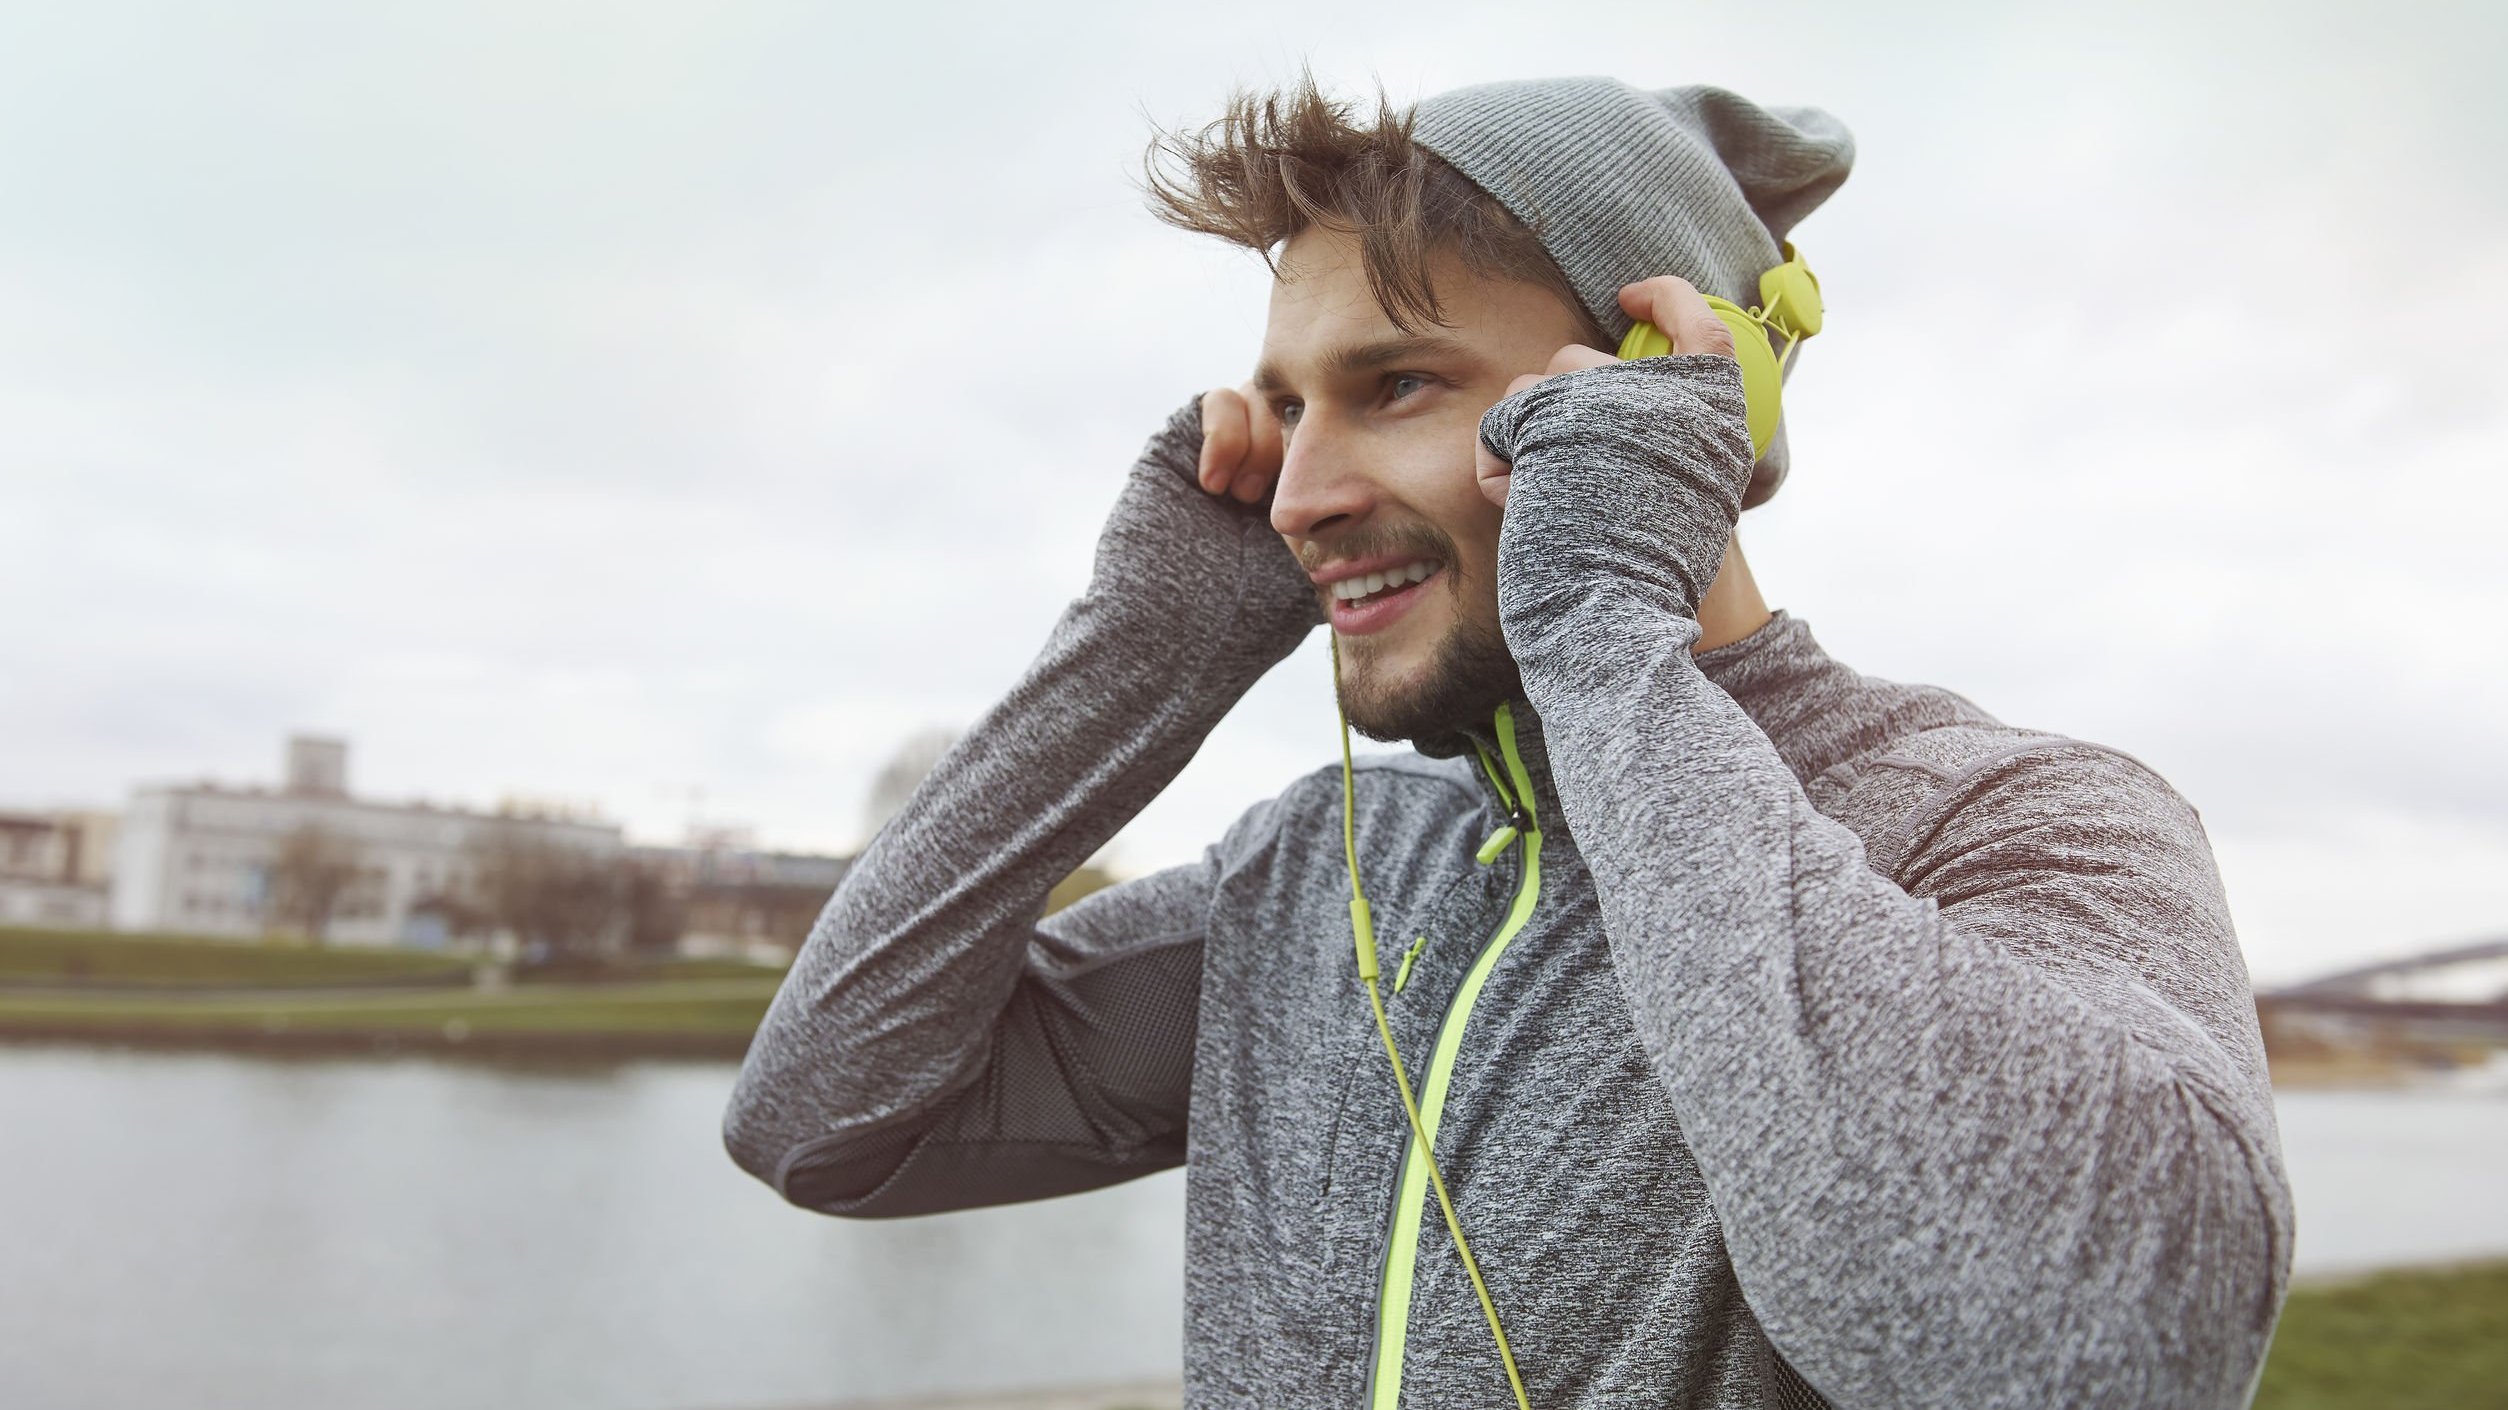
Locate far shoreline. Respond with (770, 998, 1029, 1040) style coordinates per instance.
(0, 1022, 753, 1063)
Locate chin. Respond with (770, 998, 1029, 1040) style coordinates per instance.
(1339, 617, 1523, 753)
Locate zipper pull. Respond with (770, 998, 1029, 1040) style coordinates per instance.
(1474, 806, 1530, 866)
(1474, 825, 1517, 865)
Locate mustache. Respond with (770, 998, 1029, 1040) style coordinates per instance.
(1293, 520, 1458, 577)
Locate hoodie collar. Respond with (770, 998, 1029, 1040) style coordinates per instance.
(1441, 698, 1564, 834)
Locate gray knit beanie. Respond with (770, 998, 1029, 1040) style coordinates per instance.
(1411, 78, 1855, 507)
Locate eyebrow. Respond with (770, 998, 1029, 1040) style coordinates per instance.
(1251, 334, 1477, 398)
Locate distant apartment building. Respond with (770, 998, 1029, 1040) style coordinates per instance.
(0, 808, 118, 928)
(111, 734, 622, 947)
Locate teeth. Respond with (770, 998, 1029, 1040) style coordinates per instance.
(1330, 560, 1438, 601)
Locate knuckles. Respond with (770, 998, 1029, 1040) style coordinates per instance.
(1543, 344, 1615, 376)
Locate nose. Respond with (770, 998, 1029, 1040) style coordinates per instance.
(1268, 417, 1378, 543)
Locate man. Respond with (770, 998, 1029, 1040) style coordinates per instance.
(723, 74, 2293, 1409)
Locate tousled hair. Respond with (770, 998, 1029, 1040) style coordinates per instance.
(1138, 69, 1608, 347)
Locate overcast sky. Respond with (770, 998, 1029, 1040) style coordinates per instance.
(3, 0, 2501, 984)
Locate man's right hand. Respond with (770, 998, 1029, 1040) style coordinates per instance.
(1105, 388, 1322, 651)
(1196, 383, 1284, 506)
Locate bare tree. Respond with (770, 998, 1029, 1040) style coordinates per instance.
(463, 825, 622, 959)
(405, 888, 494, 946)
(685, 876, 828, 951)
(267, 823, 362, 943)
(620, 857, 689, 955)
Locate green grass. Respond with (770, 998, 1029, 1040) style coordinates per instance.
(0, 979, 778, 1058)
(507, 953, 790, 985)
(0, 979, 776, 1036)
(2255, 1261, 2508, 1409)
(0, 927, 785, 1055)
(635, 955, 790, 981)
(0, 925, 791, 989)
(0, 924, 474, 987)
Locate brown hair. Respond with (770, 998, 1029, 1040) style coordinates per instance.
(1139, 69, 1608, 346)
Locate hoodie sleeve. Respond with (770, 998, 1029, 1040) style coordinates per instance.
(1476, 357, 2293, 1409)
(720, 398, 1321, 1216)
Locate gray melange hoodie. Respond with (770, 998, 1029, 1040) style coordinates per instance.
(722, 354, 2294, 1409)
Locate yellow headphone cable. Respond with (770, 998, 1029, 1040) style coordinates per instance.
(1334, 634, 1535, 1410)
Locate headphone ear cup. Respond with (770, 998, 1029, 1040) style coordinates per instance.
(1615, 320, 1674, 361)
(1703, 297, 1782, 461)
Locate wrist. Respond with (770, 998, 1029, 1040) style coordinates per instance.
(1140, 395, 1207, 487)
(1086, 398, 1321, 657)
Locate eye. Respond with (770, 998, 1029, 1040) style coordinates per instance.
(1273, 399, 1303, 429)
(1387, 373, 1434, 404)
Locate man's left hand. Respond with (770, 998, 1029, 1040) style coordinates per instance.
(1475, 275, 1738, 508)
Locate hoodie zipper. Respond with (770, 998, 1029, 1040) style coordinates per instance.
(1363, 705, 1544, 1408)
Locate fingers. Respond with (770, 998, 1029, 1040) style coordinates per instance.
(1542, 345, 1615, 377)
(1496, 345, 1608, 411)
(1479, 355, 1596, 508)
(1198, 388, 1246, 496)
(1475, 435, 1510, 509)
(1618, 276, 1735, 360)
(1232, 379, 1282, 504)
(1477, 290, 1736, 510)
(1197, 385, 1284, 504)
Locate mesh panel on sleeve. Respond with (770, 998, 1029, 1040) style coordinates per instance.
(1024, 937, 1202, 1131)
(787, 933, 1206, 1217)
(1770, 1352, 1832, 1410)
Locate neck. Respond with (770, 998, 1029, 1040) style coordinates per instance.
(1694, 534, 1771, 654)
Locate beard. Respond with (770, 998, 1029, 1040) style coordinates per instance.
(1321, 523, 1524, 754)
(1340, 603, 1524, 755)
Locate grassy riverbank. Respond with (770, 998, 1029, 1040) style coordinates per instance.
(0, 924, 779, 1058)
(2255, 1260, 2508, 1409)
(0, 979, 776, 1057)
(0, 923, 478, 986)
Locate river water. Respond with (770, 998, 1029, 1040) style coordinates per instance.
(1, 1044, 2500, 1410)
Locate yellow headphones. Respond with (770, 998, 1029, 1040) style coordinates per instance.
(1615, 240, 1823, 459)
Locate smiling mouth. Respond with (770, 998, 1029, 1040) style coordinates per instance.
(1327, 559, 1440, 607)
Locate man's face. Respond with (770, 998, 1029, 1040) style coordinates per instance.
(1254, 226, 1596, 746)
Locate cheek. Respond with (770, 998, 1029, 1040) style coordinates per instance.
(1388, 406, 1504, 544)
